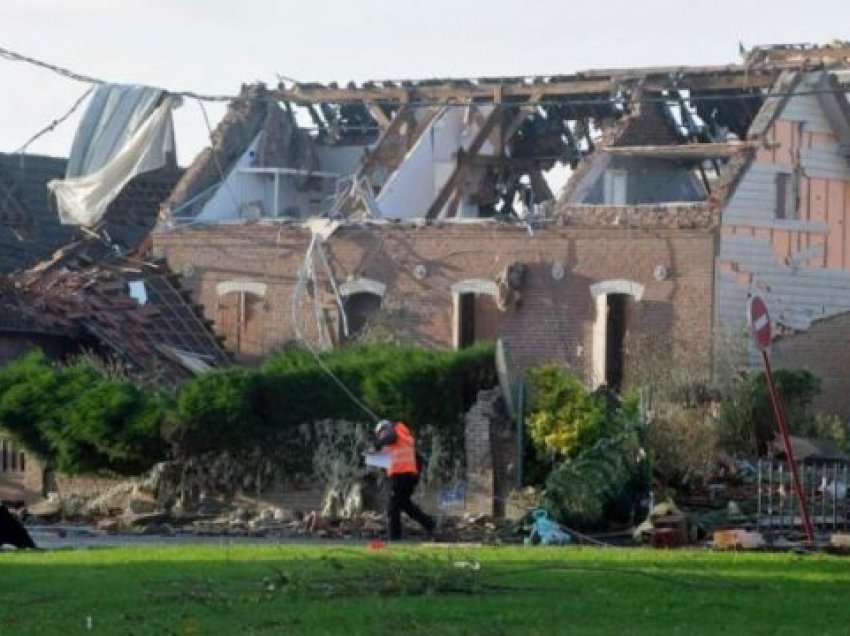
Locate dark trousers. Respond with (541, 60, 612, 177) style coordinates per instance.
(388, 473, 434, 540)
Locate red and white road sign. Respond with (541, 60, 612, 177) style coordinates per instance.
(746, 295, 772, 350)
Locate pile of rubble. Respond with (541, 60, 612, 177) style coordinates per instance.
(22, 458, 522, 543)
(26, 490, 520, 542)
(187, 509, 518, 543)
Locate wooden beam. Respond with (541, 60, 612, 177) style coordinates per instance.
(358, 103, 413, 175)
(425, 106, 503, 219)
(503, 91, 544, 142)
(365, 101, 392, 131)
(272, 67, 785, 105)
(602, 141, 758, 160)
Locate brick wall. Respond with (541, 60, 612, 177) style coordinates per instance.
(155, 220, 715, 385)
(771, 313, 850, 420)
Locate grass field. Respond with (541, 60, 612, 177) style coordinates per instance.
(2, 544, 850, 635)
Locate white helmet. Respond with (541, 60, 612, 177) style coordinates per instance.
(374, 419, 392, 435)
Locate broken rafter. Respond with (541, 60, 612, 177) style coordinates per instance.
(358, 103, 414, 176)
(272, 66, 789, 106)
(602, 141, 759, 160)
(365, 101, 392, 131)
(502, 92, 544, 145)
(426, 106, 504, 219)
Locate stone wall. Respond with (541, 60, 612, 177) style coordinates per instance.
(0, 435, 43, 505)
(463, 387, 517, 517)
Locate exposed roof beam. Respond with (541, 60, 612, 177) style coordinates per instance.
(602, 141, 759, 160)
(273, 67, 787, 105)
(426, 106, 503, 219)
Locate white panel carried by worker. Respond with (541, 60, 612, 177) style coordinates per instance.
(372, 420, 435, 541)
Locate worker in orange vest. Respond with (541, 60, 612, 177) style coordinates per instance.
(373, 419, 435, 541)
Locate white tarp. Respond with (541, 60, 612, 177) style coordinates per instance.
(65, 84, 166, 178)
(48, 89, 179, 227)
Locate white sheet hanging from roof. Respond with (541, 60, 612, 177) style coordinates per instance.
(65, 84, 167, 178)
(48, 92, 179, 227)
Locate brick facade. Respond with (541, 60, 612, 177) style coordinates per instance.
(154, 218, 716, 384)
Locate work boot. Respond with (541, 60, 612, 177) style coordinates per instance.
(423, 517, 438, 541)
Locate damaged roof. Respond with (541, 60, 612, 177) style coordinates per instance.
(0, 149, 226, 383)
(1, 250, 228, 382)
(0, 152, 183, 273)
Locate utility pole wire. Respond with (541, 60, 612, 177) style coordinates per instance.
(13, 87, 93, 154)
(3, 42, 850, 110)
(0, 44, 235, 102)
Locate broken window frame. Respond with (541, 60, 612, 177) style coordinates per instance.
(338, 291, 383, 344)
(775, 170, 799, 220)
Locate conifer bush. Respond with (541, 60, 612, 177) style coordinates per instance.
(0, 344, 496, 476)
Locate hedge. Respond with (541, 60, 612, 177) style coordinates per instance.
(0, 351, 169, 475)
(0, 344, 496, 475)
(172, 343, 496, 456)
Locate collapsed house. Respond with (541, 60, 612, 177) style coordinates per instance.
(0, 152, 226, 380)
(0, 89, 228, 503)
(7, 41, 850, 510)
(152, 42, 850, 419)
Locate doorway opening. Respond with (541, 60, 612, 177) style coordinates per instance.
(605, 293, 632, 391)
(455, 291, 499, 349)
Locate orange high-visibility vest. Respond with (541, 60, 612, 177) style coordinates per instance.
(386, 422, 418, 477)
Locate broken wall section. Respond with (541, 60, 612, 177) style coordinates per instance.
(715, 71, 850, 388)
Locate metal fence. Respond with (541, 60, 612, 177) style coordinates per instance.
(757, 459, 850, 535)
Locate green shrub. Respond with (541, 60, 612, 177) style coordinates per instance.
(645, 403, 719, 489)
(525, 365, 609, 459)
(542, 406, 647, 529)
(171, 343, 497, 471)
(0, 344, 496, 476)
(0, 351, 168, 475)
(171, 368, 264, 454)
(718, 369, 821, 455)
(792, 412, 850, 453)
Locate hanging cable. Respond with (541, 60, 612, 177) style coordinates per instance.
(13, 86, 93, 155)
(291, 234, 381, 423)
(196, 98, 242, 211)
(0, 44, 234, 102)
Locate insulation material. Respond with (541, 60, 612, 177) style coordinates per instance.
(65, 84, 168, 178)
(48, 95, 179, 227)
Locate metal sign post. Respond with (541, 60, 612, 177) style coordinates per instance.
(747, 295, 815, 544)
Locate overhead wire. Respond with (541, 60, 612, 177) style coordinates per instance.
(0, 44, 233, 102)
(196, 98, 242, 210)
(13, 86, 93, 154)
(291, 234, 381, 423)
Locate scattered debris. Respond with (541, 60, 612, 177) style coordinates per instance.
(634, 501, 695, 548)
(713, 529, 766, 550)
(524, 509, 571, 546)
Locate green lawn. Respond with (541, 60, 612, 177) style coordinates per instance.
(2, 544, 850, 635)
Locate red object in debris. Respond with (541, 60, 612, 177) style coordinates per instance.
(746, 295, 772, 351)
(651, 528, 682, 549)
(368, 540, 386, 550)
